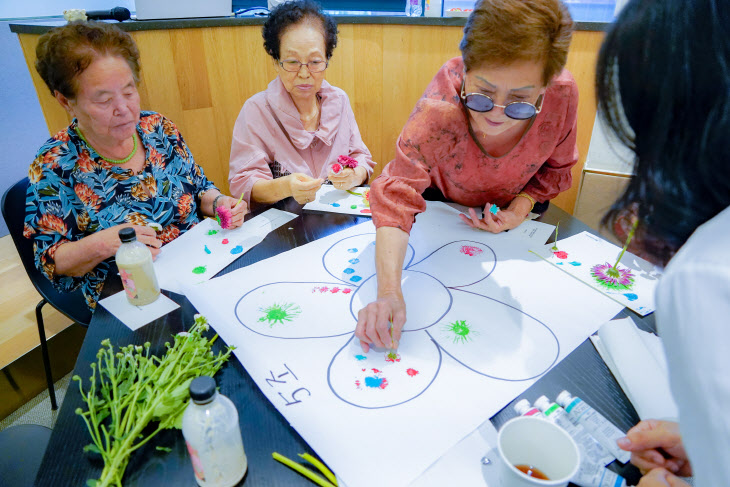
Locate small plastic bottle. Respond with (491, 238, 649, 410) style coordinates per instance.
(116, 227, 160, 305)
(405, 0, 422, 17)
(182, 376, 248, 487)
(513, 399, 544, 418)
(556, 391, 631, 464)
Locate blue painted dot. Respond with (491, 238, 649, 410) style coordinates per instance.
(557, 262, 563, 265)
(624, 293, 638, 301)
(230, 245, 243, 254)
(569, 261, 581, 266)
(331, 203, 341, 207)
(364, 376, 385, 388)
(348, 258, 360, 264)
(489, 204, 500, 215)
(204, 245, 211, 254)
(354, 354, 367, 361)
(343, 268, 355, 274)
(350, 275, 362, 283)
(347, 248, 358, 253)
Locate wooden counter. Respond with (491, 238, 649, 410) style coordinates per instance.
(12, 19, 603, 213)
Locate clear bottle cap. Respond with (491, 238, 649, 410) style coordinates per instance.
(556, 390, 573, 408)
(118, 227, 137, 243)
(534, 395, 551, 412)
(189, 376, 217, 404)
(513, 399, 532, 415)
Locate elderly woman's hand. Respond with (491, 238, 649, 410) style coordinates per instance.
(328, 166, 367, 191)
(636, 468, 691, 487)
(617, 420, 691, 477)
(287, 173, 323, 204)
(216, 196, 248, 229)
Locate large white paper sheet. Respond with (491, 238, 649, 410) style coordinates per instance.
(186, 201, 623, 487)
(531, 231, 662, 316)
(153, 209, 297, 294)
(303, 184, 371, 216)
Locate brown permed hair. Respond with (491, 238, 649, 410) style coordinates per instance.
(35, 21, 141, 99)
(459, 0, 574, 85)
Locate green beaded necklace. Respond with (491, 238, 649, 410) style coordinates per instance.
(75, 127, 137, 165)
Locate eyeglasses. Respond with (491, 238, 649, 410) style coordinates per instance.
(460, 80, 543, 120)
(278, 59, 329, 73)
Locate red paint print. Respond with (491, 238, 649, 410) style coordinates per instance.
(342, 288, 352, 294)
(406, 368, 419, 377)
(553, 251, 568, 259)
(378, 377, 389, 389)
(385, 353, 401, 363)
(355, 379, 361, 389)
(460, 245, 483, 257)
(360, 209, 371, 214)
(319, 286, 329, 293)
(221, 239, 229, 244)
(361, 368, 366, 372)
(371, 368, 381, 374)
(330, 287, 340, 293)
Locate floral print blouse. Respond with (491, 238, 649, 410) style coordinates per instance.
(23, 111, 217, 310)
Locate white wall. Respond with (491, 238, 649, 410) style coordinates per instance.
(0, 1, 134, 237)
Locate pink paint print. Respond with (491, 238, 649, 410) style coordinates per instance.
(221, 238, 229, 244)
(460, 245, 483, 257)
(553, 251, 568, 259)
(406, 368, 419, 377)
(385, 352, 401, 363)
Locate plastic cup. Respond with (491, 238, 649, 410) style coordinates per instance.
(497, 416, 580, 487)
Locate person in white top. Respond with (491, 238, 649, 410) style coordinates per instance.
(594, 0, 730, 486)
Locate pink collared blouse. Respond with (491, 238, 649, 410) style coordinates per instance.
(229, 77, 375, 205)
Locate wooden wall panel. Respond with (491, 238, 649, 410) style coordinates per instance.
(18, 26, 602, 212)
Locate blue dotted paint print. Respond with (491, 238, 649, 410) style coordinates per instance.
(343, 268, 355, 274)
(331, 203, 341, 207)
(230, 245, 243, 254)
(623, 293, 638, 301)
(350, 276, 362, 283)
(347, 248, 358, 253)
(569, 261, 581, 266)
(348, 258, 360, 264)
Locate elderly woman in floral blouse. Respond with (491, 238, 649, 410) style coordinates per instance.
(24, 21, 246, 310)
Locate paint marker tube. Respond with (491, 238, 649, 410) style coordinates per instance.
(534, 397, 626, 487)
(513, 399, 544, 418)
(556, 391, 631, 464)
(534, 396, 616, 467)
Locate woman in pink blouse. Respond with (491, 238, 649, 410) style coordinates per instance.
(228, 0, 375, 206)
(356, 0, 577, 351)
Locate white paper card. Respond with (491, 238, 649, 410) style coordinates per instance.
(591, 317, 679, 420)
(185, 201, 623, 487)
(303, 184, 371, 216)
(153, 209, 297, 294)
(531, 231, 662, 315)
(98, 291, 179, 331)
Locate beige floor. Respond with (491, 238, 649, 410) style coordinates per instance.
(0, 235, 72, 369)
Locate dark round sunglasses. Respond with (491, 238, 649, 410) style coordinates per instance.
(460, 81, 543, 120)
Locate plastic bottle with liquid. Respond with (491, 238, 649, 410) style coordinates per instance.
(182, 376, 248, 487)
(405, 0, 422, 17)
(556, 391, 631, 464)
(116, 227, 160, 305)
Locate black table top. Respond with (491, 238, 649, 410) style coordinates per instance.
(35, 199, 651, 486)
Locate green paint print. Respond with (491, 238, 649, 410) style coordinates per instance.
(443, 319, 477, 344)
(192, 265, 207, 274)
(207, 230, 218, 235)
(257, 303, 302, 327)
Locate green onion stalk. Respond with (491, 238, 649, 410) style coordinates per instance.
(74, 314, 233, 487)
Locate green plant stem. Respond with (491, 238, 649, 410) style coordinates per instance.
(612, 219, 639, 270)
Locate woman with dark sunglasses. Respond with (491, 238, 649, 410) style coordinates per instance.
(356, 0, 576, 352)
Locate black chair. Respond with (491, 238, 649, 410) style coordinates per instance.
(0, 424, 52, 486)
(2, 178, 91, 409)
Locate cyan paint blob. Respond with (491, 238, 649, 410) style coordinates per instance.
(556, 262, 564, 265)
(347, 248, 358, 253)
(489, 204, 499, 215)
(623, 293, 638, 301)
(331, 203, 341, 207)
(349, 275, 362, 283)
(204, 245, 211, 254)
(354, 354, 367, 361)
(364, 376, 384, 388)
(569, 261, 581, 266)
(348, 258, 360, 264)
(343, 268, 355, 274)
(230, 245, 243, 254)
